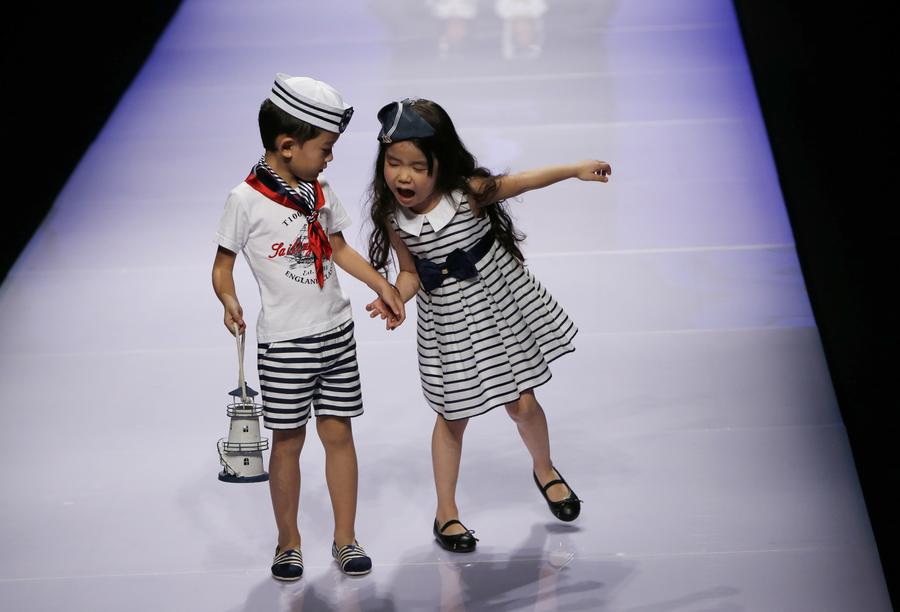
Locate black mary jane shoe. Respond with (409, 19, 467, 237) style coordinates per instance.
(533, 468, 582, 522)
(433, 518, 479, 553)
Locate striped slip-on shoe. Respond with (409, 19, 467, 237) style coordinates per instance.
(331, 541, 372, 576)
(271, 546, 303, 581)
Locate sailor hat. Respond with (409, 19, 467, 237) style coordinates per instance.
(269, 73, 354, 133)
(377, 98, 436, 143)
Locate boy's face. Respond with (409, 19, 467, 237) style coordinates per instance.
(288, 131, 339, 181)
(383, 141, 439, 213)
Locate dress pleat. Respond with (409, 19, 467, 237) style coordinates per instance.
(393, 196, 577, 420)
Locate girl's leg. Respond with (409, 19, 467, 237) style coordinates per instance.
(269, 427, 307, 550)
(316, 416, 359, 547)
(432, 414, 470, 535)
(506, 390, 571, 502)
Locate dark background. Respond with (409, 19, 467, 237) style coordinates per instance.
(732, 0, 898, 604)
(1, 2, 181, 284)
(2, 0, 896, 603)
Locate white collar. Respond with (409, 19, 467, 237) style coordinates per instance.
(392, 191, 464, 236)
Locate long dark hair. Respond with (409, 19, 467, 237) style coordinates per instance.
(367, 99, 525, 273)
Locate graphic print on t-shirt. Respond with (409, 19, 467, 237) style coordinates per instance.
(268, 218, 335, 286)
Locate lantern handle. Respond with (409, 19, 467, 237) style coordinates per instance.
(233, 323, 248, 404)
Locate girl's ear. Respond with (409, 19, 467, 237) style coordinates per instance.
(274, 134, 296, 158)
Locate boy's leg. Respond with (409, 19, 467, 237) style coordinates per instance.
(269, 427, 306, 550)
(505, 390, 570, 502)
(316, 415, 359, 547)
(432, 414, 469, 535)
(259, 336, 318, 552)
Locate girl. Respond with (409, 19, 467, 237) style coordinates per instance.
(366, 98, 611, 552)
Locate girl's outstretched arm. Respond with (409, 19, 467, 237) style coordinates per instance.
(471, 159, 612, 205)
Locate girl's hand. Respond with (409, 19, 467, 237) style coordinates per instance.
(366, 296, 403, 330)
(223, 297, 246, 335)
(575, 160, 612, 183)
(378, 284, 406, 327)
(370, 283, 406, 329)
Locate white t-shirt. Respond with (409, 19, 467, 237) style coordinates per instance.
(215, 178, 353, 343)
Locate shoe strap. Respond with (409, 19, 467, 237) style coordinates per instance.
(437, 518, 479, 542)
(540, 478, 567, 493)
(438, 518, 467, 533)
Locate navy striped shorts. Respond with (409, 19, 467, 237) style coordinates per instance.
(257, 320, 363, 429)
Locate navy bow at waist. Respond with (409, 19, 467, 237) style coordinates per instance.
(413, 232, 494, 293)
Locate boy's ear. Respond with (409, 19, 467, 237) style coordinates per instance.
(274, 134, 296, 158)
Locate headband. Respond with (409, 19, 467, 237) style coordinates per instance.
(376, 98, 436, 143)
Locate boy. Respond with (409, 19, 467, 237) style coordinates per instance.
(212, 74, 404, 580)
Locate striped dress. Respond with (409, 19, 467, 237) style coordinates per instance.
(391, 191, 577, 420)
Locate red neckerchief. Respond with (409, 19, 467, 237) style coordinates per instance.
(245, 164, 333, 288)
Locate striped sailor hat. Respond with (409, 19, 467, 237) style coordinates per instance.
(268, 73, 354, 133)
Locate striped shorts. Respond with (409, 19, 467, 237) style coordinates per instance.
(257, 320, 363, 429)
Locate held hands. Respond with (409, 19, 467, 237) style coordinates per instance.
(575, 160, 612, 183)
(367, 284, 406, 330)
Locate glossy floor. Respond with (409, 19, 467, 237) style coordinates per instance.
(0, 1, 891, 610)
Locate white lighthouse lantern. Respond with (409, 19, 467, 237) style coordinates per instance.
(217, 328, 269, 483)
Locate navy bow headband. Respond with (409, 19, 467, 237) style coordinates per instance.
(377, 99, 436, 143)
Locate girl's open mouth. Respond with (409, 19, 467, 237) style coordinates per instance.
(397, 187, 415, 199)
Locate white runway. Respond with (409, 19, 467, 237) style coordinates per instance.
(0, 1, 891, 610)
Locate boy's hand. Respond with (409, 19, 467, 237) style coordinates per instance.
(223, 296, 246, 335)
(366, 297, 395, 330)
(367, 284, 405, 330)
(575, 160, 612, 182)
(378, 284, 406, 327)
